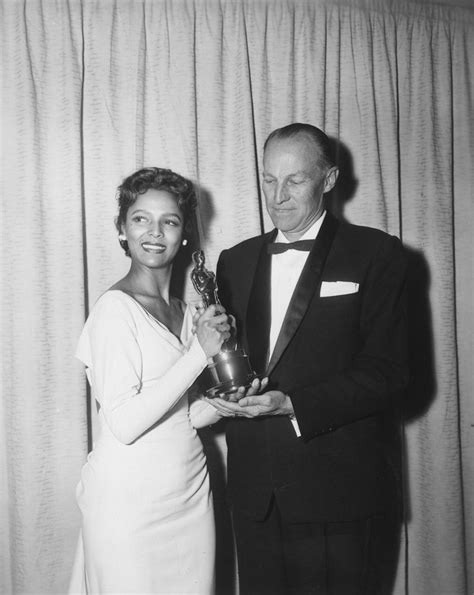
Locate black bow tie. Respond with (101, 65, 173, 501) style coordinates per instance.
(267, 239, 315, 255)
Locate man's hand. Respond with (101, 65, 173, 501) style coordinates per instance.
(237, 390, 294, 417)
(225, 376, 268, 403)
(206, 379, 294, 419)
(205, 377, 267, 416)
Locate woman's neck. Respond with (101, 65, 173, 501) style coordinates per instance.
(120, 264, 173, 304)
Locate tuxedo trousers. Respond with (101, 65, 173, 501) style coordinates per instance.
(232, 497, 400, 595)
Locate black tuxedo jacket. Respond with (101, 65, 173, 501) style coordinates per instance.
(216, 211, 409, 523)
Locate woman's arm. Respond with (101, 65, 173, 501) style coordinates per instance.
(81, 296, 208, 444)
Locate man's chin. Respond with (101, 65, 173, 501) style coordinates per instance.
(269, 215, 296, 231)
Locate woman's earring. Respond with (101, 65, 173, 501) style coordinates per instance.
(119, 235, 126, 241)
(182, 239, 188, 246)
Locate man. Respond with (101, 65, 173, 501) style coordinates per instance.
(212, 123, 409, 594)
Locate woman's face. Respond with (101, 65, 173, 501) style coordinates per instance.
(122, 189, 184, 270)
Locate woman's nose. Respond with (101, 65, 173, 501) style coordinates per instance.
(149, 222, 163, 237)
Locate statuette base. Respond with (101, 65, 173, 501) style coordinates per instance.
(200, 349, 256, 399)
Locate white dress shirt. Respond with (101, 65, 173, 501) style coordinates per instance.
(268, 211, 327, 435)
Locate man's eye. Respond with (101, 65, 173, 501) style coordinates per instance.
(263, 178, 275, 184)
(132, 216, 148, 223)
(165, 219, 179, 226)
(288, 179, 303, 185)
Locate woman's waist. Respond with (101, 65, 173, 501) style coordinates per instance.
(77, 437, 209, 502)
(97, 408, 197, 444)
(97, 427, 200, 450)
(86, 428, 206, 474)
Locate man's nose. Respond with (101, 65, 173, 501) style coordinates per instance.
(274, 183, 289, 204)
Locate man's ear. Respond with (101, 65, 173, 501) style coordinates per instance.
(323, 166, 339, 193)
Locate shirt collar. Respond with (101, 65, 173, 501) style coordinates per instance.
(275, 210, 327, 244)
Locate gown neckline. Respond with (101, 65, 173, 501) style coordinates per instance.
(106, 289, 188, 346)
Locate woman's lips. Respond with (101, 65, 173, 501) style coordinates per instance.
(141, 242, 166, 253)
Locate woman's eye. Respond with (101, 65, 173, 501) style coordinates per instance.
(165, 219, 179, 226)
(132, 216, 148, 223)
(263, 178, 275, 184)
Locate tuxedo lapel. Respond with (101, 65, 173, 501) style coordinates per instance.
(245, 230, 276, 375)
(267, 212, 339, 375)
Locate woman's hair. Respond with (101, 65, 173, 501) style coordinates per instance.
(115, 167, 197, 256)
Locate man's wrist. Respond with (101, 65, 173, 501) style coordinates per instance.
(285, 394, 295, 419)
(286, 394, 301, 437)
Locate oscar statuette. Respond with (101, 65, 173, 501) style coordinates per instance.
(191, 250, 256, 399)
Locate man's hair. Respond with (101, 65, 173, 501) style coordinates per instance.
(263, 123, 335, 170)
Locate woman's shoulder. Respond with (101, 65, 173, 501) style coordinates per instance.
(86, 290, 140, 329)
(91, 288, 130, 309)
(76, 291, 139, 366)
(95, 288, 134, 305)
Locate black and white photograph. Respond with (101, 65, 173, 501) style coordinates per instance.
(1, 0, 473, 594)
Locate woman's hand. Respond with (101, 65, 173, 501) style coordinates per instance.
(208, 389, 292, 418)
(194, 304, 231, 358)
(225, 376, 269, 403)
(205, 377, 294, 419)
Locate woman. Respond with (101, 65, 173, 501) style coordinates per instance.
(69, 167, 231, 594)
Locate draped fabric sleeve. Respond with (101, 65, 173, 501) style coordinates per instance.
(75, 293, 208, 444)
(189, 396, 222, 429)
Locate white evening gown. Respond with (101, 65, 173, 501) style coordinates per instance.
(69, 290, 219, 595)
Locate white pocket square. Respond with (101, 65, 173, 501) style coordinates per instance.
(320, 281, 359, 297)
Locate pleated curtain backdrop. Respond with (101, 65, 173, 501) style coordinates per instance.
(1, 0, 473, 593)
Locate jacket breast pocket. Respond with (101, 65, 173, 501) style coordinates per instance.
(318, 291, 360, 309)
(313, 292, 361, 332)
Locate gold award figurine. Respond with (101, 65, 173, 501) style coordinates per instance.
(191, 250, 256, 399)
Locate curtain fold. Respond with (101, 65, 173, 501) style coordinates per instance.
(1, 1, 89, 592)
(1, 0, 472, 593)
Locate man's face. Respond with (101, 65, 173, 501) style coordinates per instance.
(262, 135, 336, 240)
